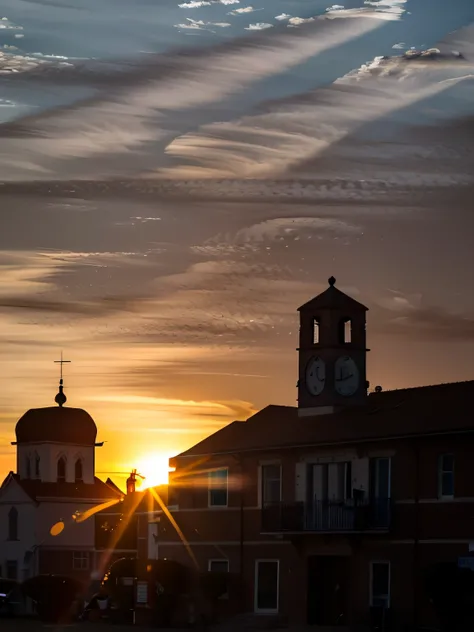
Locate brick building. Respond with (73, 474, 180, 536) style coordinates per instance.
(151, 277, 474, 630)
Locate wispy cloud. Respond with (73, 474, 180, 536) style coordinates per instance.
(0, 14, 393, 180)
(375, 290, 474, 341)
(157, 52, 474, 179)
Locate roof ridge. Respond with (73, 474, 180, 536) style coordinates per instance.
(173, 379, 474, 459)
(370, 379, 474, 396)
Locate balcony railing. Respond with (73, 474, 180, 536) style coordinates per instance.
(261, 498, 391, 533)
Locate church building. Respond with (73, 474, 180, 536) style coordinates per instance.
(153, 278, 474, 631)
(0, 374, 122, 585)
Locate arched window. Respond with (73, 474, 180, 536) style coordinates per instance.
(26, 457, 31, 479)
(75, 459, 83, 483)
(8, 507, 18, 541)
(57, 457, 67, 483)
(35, 453, 40, 479)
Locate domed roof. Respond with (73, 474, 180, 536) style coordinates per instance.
(15, 406, 97, 445)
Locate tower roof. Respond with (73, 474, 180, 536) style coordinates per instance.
(14, 356, 97, 445)
(15, 406, 97, 445)
(298, 276, 368, 312)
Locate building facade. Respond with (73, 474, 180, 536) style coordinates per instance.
(0, 379, 122, 588)
(149, 278, 474, 630)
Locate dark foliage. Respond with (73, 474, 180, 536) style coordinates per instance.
(200, 571, 230, 600)
(425, 562, 474, 632)
(21, 574, 83, 623)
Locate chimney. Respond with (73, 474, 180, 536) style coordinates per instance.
(126, 469, 137, 494)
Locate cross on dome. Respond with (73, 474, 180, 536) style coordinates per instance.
(54, 352, 71, 407)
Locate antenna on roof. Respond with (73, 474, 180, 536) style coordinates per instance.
(54, 351, 71, 407)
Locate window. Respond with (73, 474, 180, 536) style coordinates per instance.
(255, 560, 279, 613)
(438, 454, 454, 499)
(73, 551, 90, 571)
(261, 464, 281, 506)
(57, 457, 66, 483)
(8, 507, 18, 540)
(344, 320, 352, 343)
(208, 559, 229, 573)
(35, 453, 40, 479)
(310, 461, 352, 502)
(6, 560, 17, 581)
(25, 456, 31, 479)
(343, 461, 352, 499)
(313, 319, 320, 344)
(370, 561, 390, 608)
(75, 459, 83, 483)
(208, 469, 228, 507)
(371, 457, 391, 500)
(338, 318, 352, 344)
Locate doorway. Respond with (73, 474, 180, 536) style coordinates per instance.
(307, 555, 349, 625)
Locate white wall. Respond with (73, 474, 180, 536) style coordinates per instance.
(0, 478, 114, 581)
(17, 443, 95, 484)
(0, 482, 37, 580)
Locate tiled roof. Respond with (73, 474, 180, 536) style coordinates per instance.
(105, 477, 124, 495)
(2, 473, 123, 501)
(298, 284, 368, 312)
(174, 381, 474, 459)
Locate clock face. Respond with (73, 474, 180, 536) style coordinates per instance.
(306, 357, 326, 396)
(335, 356, 359, 396)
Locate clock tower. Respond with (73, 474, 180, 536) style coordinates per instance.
(297, 276, 368, 416)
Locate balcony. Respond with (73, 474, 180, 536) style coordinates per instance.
(261, 498, 391, 533)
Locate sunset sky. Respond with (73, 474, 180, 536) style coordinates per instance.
(1, 0, 473, 489)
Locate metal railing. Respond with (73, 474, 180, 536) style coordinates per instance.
(261, 498, 391, 533)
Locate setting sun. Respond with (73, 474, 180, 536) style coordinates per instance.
(135, 454, 172, 489)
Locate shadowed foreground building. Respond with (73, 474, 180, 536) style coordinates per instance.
(151, 278, 474, 630)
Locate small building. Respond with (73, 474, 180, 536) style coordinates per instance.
(95, 480, 168, 567)
(0, 377, 122, 587)
(151, 278, 474, 630)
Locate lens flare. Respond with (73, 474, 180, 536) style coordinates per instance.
(50, 521, 65, 536)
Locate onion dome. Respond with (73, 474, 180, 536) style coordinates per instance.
(15, 406, 97, 445)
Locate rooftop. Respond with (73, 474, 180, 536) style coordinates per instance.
(298, 276, 368, 312)
(15, 406, 98, 446)
(173, 380, 474, 460)
(1, 472, 122, 501)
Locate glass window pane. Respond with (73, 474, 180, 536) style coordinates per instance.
(256, 561, 279, 611)
(262, 465, 281, 505)
(442, 472, 454, 497)
(372, 563, 389, 596)
(263, 480, 281, 504)
(371, 562, 390, 608)
(210, 488, 227, 506)
(263, 465, 280, 480)
(376, 459, 390, 499)
(442, 454, 454, 472)
(210, 469, 227, 483)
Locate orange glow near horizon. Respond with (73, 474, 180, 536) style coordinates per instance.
(134, 454, 173, 488)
